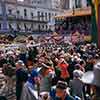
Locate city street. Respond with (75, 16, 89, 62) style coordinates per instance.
(0, 0, 100, 100)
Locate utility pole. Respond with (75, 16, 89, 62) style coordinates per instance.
(1, 0, 8, 32)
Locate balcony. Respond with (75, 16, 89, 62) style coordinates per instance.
(55, 6, 91, 19)
(7, 14, 16, 19)
(16, 16, 48, 23)
(0, 13, 48, 24)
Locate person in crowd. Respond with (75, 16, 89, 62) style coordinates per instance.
(69, 70, 84, 99)
(28, 46, 38, 61)
(19, 50, 27, 65)
(82, 61, 100, 100)
(16, 60, 28, 100)
(39, 92, 50, 100)
(20, 69, 40, 100)
(7, 55, 16, 68)
(52, 65, 62, 86)
(0, 54, 7, 68)
(0, 96, 8, 100)
(50, 81, 74, 100)
(85, 55, 95, 71)
(27, 57, 34, 73)
(2, 63, 15, 93)
(74, 64, 83, 72)
(80, 60, 86, 72)
(39, 63, 55, 93)
(57, 58, 70, 83)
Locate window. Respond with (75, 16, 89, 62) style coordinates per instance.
(41, 12, 44, 21)
(75, 0, 81, 8)
(45, 12, 47, 20)
(55, 13, 57, 16)
(31, 24, 33, 30)
(24, 23, 27, 31)
(42, 25, 44, 29)
(9, 24, 13, 30)
(87, 0, 91, 6)
(17, 10, 20, 15)
(37, 11, 40, 21)
(37, 1, 40, 4)
(17, 24, 20, 31)
(17, 10, 20, 17)
(24, 9, 27, 17)
(0, 23, 1, 30)
(8, 9, 12, 15)
(31, 12, 33, 18)
(48, 13, 51, 21)
(46, 25, 48, 30)
(38, 24, 40, 31)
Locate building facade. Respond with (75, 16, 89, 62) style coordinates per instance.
(59, 0, 88, 9)
(0, 0, 63, 33)
(69, 0, 88, 9)
(55, 0, 91, 34)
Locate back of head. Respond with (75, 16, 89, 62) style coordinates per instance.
(56, 81, 68, 90)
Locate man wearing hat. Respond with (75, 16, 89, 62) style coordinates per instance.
(69, 70, 84, 99)
(38, 63, 55, 93)
(82, 61, 100, 100)
(50, 81, 74, 100)
(16, 60, 28, 100)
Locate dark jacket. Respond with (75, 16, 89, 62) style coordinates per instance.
(16, 68, 28, 100)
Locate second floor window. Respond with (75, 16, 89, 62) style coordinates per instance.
(24, 9, 27, 17)
(37, 11, 40, 21)
(38, 24, 40, 31)
(31, 13, 33, 19)
(17, 10, 20, 15)
(48, 13, 51, 21)
(45, 12, 47, 20)
(17, 10, 20, 17)
(0, 23, 1, 30)
(75, 0, 81, 8)
(8, 9, 12, 15)
(41, 12, 44, 21)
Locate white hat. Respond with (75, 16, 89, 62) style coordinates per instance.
(16, 60, 25, 66)
(73, 70, 84, 78)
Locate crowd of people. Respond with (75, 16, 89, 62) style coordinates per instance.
(55, 16, 91, 35)
(0, 32, 100, 100)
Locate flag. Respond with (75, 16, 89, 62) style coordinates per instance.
(91, 0, 98, 44)
(88, 0, 100, 48)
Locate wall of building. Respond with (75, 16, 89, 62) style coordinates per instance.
(32, 0, 52, 9)
(69, 0, 88, 9)
(0, 0, 63, 33)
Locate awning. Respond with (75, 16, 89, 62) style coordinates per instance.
(55, 6, 92, 20)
